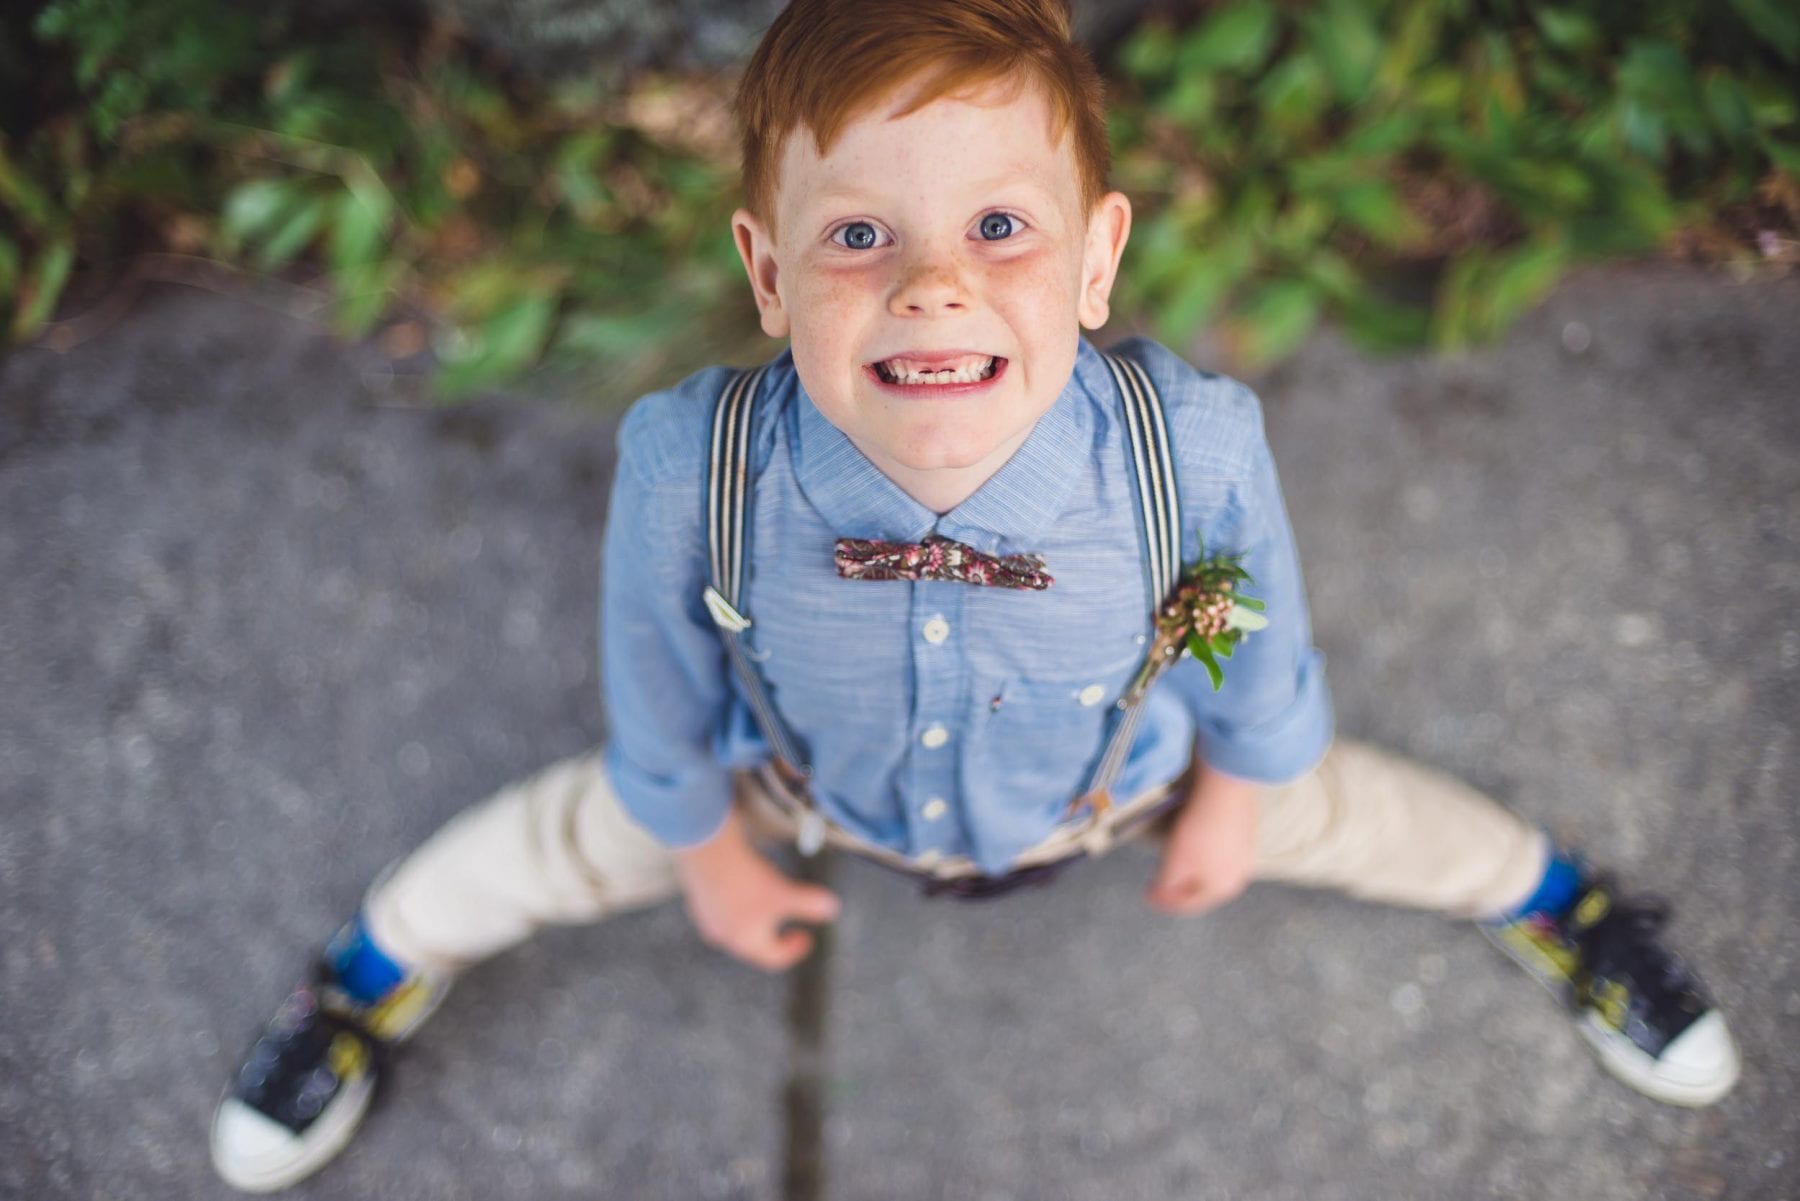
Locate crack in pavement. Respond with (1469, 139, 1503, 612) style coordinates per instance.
(781, 849, 836, 1201)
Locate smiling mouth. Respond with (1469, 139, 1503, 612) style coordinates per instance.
(870, 354, 1001, 386)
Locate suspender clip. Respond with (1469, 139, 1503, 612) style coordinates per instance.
(796, 809, 827, 857)
(702, 586, 752, 632)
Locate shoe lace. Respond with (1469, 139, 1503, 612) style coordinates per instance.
(234, 966, 390, 1124)
(1564, 885, 1708, 1050)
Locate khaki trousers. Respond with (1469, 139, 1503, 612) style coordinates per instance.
(364, 739, 1549, 975)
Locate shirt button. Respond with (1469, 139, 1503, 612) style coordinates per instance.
(922, 797, 949, 821)
(1078, 684, 1107, 707)
(920, 724, 949, 749)
(922, 616, 950, 644)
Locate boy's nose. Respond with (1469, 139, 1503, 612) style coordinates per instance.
(889, 255, 969, 317)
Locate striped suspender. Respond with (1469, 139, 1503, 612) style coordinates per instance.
(700, 353, 1183, 844)
(700, 366, 809, 775)
(1080, 353, 1183, 817)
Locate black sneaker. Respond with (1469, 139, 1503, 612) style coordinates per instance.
(210, 958, 449, 1192)
(1485, 873, 1738, 1106)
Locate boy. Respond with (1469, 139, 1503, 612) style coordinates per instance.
(210, 0, 1739, 1190)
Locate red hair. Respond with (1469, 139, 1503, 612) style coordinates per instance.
(734, 0, 1110, 226)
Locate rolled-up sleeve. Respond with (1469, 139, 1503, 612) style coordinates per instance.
(599, 377, 738, 847)
(1163, 387, 1334, 784)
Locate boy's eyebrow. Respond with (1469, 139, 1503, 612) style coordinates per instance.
(797, 171, 1064, 216)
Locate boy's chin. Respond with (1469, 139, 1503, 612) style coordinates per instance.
(879, 425, 1033, 474)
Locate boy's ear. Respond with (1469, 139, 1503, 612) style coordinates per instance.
(1077, 192, 1132, 331)
(732, 208, 790, 339)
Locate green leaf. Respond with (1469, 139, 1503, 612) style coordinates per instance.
(1534, 10, 1601, 54)
(1410, 67, 1464, 117)
(0, 145, 57, 228)
(483, 295, 557, 368)
(435, 295, 557, 397)
(558, 304, 689, 359)
(1336, 180, 1414, 245)
(1231, 278, 1322, 365)
(13, 236, 74, 339)
(1165, 73, 1218, 127)
(1156, 250, 1244, 343)
(1704, 74, 1758, 149)
(1341, 112, 1422, 157)
(1270, 197, 1331, 255)
(1130, 210, 1195, 292)
(554, 130, 614, 221)
(1234, 594, 1266, 612)
(1302, 250, 1361, 303)
(1375, 2, 1440, 96)
(1729, 0, 1800, 62)
(1616, 41, 1706, 153)
(1610, 166, 1679, 240)
(0, 236, 17, 296)
(255, 195, 326, 271)
(1487, 239, 1566, 332)
(1431, 249, 1486, 351)
(1306, 0, 1381, 104)
(1121, 23, 1178, 84)
(221, 179, 296, 247)
(1227, 605, 1269, 632)
(1229, 178, 1281, 241)
(1339, 293, 1431, 353)
(1620, 100, 1668, 160)
(1482, 93, 1519, 153)
(1187, 634, 1224, 690)
(1177, 0, 1279, 75)
(1256, 54, 1330, 132)
(1743, 75, 1798, 129)
(328, 185, 389, 273)
(1509, 161, 1595, 211)
(1767, 139, 1800, 179)
(331, 260, 402, 337)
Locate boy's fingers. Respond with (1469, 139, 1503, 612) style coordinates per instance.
(1147, 858, 1191, 901)
(1147, 874, 1207, 914)
(790, 885, 841, 923)
(769, 928, 815, 970)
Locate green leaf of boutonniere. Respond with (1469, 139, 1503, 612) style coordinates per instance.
(1186, 631, 1225, 690)
(1155, 535, 1268, 691)
(1226, 606, 1268, 632)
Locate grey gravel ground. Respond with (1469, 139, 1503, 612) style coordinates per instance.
(1, 263, 1796, 1200)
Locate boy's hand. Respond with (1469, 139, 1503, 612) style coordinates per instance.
(1146, 764, 1260, 916)
(673, 810, 841, 972)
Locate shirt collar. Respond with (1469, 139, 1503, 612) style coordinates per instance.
(789, 338, 1110, 553)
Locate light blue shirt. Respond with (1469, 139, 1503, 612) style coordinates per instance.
(601, 337, 1333, 874)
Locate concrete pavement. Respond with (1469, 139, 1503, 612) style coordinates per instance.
(1, 263, 1795, 1199)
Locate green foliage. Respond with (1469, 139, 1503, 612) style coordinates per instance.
(3, 0, 748, 399)
(1, 0, 1795, 395)
(1113, 0, 1799, 363)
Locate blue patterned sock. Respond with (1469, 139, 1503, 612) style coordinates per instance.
(324, 912, 407, 1005)
(1497, 849, 1584, 924)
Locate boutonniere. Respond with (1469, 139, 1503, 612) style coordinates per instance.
(1156, 540, 1267, 691)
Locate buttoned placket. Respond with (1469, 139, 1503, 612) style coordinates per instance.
(905, 573, 966, 857)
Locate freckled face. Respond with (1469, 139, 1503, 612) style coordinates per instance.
(732, 78, 1130, 502)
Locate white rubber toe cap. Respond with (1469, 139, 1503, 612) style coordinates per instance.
(1583, 1008, 1740, 1107)
(211, 1100, 307, 1193)
(1651, 1011, 1740, 1105)
(210, 1075, 374, 1194)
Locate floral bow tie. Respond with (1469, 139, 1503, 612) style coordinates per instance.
(834, 534, 1053, 590)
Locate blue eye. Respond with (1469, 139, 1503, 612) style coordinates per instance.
(838, 221, 880, 250)
(979, 213, 1015, 241)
